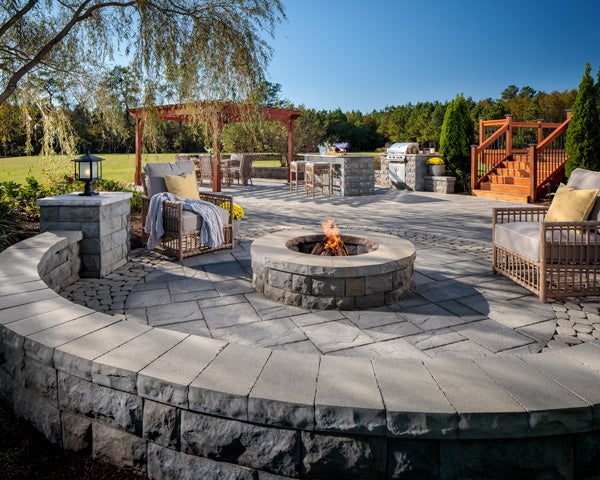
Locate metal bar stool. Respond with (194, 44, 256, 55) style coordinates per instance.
(289, 160, 306, 193)
(305, 161, 332, 198)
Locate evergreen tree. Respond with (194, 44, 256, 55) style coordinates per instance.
(565, 63, 600, 176)
(439, 94, 475, 190)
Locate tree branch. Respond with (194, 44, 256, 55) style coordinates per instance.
(0, 0, 40, 39)
(0, 0, 136, 106)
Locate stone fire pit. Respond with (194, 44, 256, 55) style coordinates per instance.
(251, 229, 416, 310)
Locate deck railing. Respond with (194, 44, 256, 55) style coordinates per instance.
(528, 112, 571, 201)
(471, 113, 571, 201)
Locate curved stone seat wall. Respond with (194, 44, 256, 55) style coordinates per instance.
(2, 232, 600, 478)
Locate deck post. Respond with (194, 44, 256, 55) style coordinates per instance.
(471, 144, 478, 193)
(505, 115, 513, 157)
(529, 143, 538, 202)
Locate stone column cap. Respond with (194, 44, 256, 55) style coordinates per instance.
(37, 191, 132, 207)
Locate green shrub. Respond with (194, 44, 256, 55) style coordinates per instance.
(0, 176, 78, 218)
(439, 94, 475, 192)
(565, 63, 600, 176)
(130, 190, 142, 213)
(95, 178, 142, 213)
(0, 202, 15, 252)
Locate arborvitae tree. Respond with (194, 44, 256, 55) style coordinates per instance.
(439, 94, 475, 190)
(565, 63, 600, 176)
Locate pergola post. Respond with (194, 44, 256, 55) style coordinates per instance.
(285, 119, 294, 182)
(134, 117, 144, 186)
(211, 117, 223, 192)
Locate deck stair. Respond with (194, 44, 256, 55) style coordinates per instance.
(471, 114, 571, 203)
(476, 158, 534, 203)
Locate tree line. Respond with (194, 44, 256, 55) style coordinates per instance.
(0, 71, 577, 158)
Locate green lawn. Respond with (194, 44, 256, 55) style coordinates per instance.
(0, 153, 283, 185)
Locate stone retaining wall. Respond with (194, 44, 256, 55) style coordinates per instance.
(2, 232, 600, 478)
(251, 166, 288, 179)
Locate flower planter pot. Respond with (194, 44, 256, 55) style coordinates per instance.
(233, 219, 241, 239)
(429, 164, 445, 176)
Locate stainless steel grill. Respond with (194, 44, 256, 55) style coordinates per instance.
(386, 142, 420, 160)
(387, 142, 419, 187)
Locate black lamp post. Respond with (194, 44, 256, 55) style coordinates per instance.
(73, 153, 103, 196)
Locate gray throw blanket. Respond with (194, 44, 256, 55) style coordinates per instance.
(145, 192, 225, 250)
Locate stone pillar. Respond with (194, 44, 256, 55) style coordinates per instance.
(404, 155, 430, 191)
(37, 192, 132, 278)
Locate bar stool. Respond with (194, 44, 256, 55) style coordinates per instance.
(305, 162, 332, 198)
(289, 160, 306, 193)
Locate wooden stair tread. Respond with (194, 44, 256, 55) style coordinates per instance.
(500, 164, 529, 171)
(488, 176, 530, 186)
(471, 189, 530, 203)
(495, 168, 530, 177)
(478, 182, 530, 194)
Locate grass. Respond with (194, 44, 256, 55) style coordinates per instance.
(0, 153, 283, 184)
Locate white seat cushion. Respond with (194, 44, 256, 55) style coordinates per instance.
(495, 221, 600, 262)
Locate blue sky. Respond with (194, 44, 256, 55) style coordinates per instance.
(265, 0, 600, 112)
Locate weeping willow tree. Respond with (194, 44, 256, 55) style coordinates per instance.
(0, 0, 286, 157)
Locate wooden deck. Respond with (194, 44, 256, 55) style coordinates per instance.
(471, 114, 571, 203)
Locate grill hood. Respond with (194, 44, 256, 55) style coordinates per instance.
(387, 142, 420, 155)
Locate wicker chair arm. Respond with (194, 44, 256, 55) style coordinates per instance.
(541, 220, 600, 238)
(492, 206, 549, 225)
(539, 220, 600, 264)
(198, 192, 234, 225)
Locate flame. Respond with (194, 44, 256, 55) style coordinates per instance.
(321, 218, 343, 255)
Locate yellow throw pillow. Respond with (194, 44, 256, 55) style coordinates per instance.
(545, 183, 599, 222)
(163, 172, 200, 200)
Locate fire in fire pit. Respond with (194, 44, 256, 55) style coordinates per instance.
(311, 218, 348, 256)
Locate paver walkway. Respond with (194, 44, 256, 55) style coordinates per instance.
(62, 179, 600, 358)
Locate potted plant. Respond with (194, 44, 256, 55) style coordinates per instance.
(220, 201, 245, 238)
(427, 157, 445, 176)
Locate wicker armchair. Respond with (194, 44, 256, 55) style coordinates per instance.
(492, 168, 600, 302)
(141, 160, 234, 261)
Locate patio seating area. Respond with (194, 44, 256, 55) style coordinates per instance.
(71, 178, 599, 356)
(3, 178, 600, 479)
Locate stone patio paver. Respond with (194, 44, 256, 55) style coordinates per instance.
(59, 179, 600, 358)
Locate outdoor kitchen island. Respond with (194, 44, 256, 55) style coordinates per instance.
(300, 154, 375, 196)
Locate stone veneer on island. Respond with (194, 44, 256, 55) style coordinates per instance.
(300, 154, 375, 196)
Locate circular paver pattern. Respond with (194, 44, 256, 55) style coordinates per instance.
(61, 230, 583, 359)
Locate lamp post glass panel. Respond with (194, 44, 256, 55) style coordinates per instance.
(73, 153, 103, 196)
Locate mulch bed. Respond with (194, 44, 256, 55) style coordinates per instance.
(1, 213, 147, 479)
(0, 400, 145, 479)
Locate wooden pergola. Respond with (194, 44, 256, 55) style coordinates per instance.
(128, 102, 301, 192)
